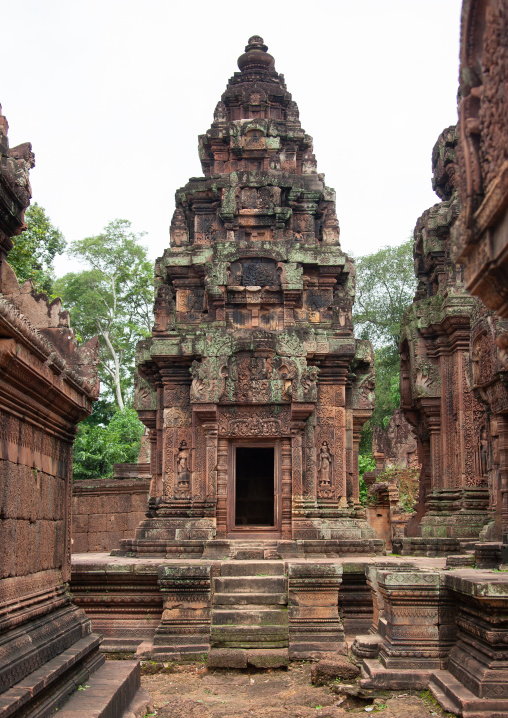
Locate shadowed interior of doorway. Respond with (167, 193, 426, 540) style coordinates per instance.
(235, 447, 274, 526)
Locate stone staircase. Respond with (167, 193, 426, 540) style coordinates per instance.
(228, 540, 281, 560)
(207, 561, 289, 668)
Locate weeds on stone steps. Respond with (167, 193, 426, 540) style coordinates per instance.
(418, 689, 454, 717)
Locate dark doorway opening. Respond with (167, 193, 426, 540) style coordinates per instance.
(235, 447, 274, 526)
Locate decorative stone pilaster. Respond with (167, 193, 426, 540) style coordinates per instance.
(399, 125, 493, 550)
(445, 571, 508, 699)
(360, 568, 456, 689)
(428, 570, 508, 715)
(287, 561, 344, 659)
(152, 565, 212, 660)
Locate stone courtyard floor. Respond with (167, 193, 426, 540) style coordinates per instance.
(139, 661, 453, 718)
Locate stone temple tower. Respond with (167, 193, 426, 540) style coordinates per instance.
(121, 36, 378, 557)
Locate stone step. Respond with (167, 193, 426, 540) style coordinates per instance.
(220, 561, 285, 576)
(429, 669, 508, 715)
(207, 648, 289, 669)
(43, 660, 141, 718)
(214, 575, 286, 594)
(213, 592, 287, 606)
(0, 634, 103, 718)
(211, 608, 288, 626)
(210, 624, 288, 649)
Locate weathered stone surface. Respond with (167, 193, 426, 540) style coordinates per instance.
(72, 475, 150, 553)
(399, 125, 495, 549)
(119, 35, 376, 558)
(453, 0, 508, 336)
(288, 561, 345, 659)
(310, 656, 360, 685)
(0, 105, 144, 716)
(70, 561, 163, 653)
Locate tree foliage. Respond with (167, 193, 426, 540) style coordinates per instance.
(352, 240, 416, 450)
(358, 453, 376, 505)
(353, 240, 415, 352)
(9, 202, 66, 294)
(73, 407, 145, 481)
(55, 219, 153, 410)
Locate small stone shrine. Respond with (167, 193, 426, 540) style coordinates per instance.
(119, 36, 378, 557)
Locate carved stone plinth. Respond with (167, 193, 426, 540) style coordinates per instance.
(360, 569, 456, 688)
(445, 571, 508, 699)
(287, 562, 345, 659)
(392, 537, 463, 557)
(70, 562, 163, 653)
(427, 570, 508, 715)
(152, 565, 212, 660)
(418, 487, 491, 539)
(475, 542, 502, 569)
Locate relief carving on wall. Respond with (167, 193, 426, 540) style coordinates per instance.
(190, 358, 228, 403)
(218, 405, 290, 437)
(318, 441, 332, 487)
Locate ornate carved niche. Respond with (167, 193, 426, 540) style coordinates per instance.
(170, 207, 189, 247)
(194, 213, 217, 246)
(226, 257, 283, 330)
(317, 440, 334, 499)
(224, 351, 276, 404)
(153, 283, 175, 333)
(471, 329, 496, 389)
(190, 357, 228, 404)
(175, 287, 206, 323)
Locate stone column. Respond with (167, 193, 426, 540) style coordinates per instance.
(215, 437, 228, 538)
(287, 562, 344, 659)
(437, 570, 508, 709)
(360, 568, 456, 689)
(281, 437, 292, 538)
(153, 564, 212, 660)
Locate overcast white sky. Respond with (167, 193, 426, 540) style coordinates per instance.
(1, 0, 462, 276)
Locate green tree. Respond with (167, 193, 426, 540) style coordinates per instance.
(9, 202, 66, 294)
(55, 219, 153, 410)
(353, 239, 415, 351)
(352, 240, 415, 450)
(73, 407, 145, 480)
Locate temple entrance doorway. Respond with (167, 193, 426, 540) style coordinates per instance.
(227, 443, 281, 537)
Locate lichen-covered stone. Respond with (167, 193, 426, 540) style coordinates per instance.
(124, 36, 375, 553)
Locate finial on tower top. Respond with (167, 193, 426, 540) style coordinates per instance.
(238, 35, 275, 72)
(245, 35, 268, 52)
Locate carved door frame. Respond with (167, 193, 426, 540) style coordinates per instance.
(227, 439, 282, 538)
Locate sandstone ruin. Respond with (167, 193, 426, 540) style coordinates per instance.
(0, 107, 150, 717)
(120, 35, 379, 559)
(2, 0, 508, 715)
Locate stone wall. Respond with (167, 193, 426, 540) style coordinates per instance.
(71, 469, 150, 553)
(453, 0, 508, 545)
(398, 126, 495, 548)
(0, 104, 146, 716)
